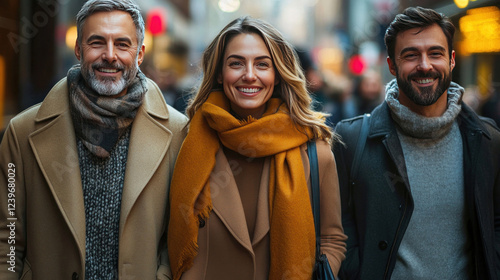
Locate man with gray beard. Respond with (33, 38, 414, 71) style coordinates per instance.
(0, 0, 187, 279)
(334, 7, 500, 280)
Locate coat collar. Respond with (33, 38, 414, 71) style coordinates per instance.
(29, 76, 173, 267)
(210, 149, 271, 255)
(367, 100, 492, 196)
(457, 103, 492, 139)
(119, 85, 173, 234)
(367, 102, 396, 138)
(35, 77, 170, 122)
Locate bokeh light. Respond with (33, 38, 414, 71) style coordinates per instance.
(218, 0, 240, 13)
(65, 25, 77, 49)
(454, 0, 469, 9)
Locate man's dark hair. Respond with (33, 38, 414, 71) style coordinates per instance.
(384, 6, 455, 63)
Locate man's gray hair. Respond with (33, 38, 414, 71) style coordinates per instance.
(76, 0, 145, 51)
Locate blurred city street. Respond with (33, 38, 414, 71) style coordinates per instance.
(1, 0, 499, 130)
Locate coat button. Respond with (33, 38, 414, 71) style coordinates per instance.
(72, 272, 79, 280)
(378, 241, 388, 250)
(199, 218, 206, 228)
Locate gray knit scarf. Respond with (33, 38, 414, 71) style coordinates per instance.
(68, 65, 147, 158)
(385, 79, 463, 139)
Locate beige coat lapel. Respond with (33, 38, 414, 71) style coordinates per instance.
(28, 78, 86, 264)
(210, 149, 254, 253)
(119, 79, 173, 233)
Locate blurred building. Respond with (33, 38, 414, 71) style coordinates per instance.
(438, 1, 500, 104)
(399, 0, 500, 106)
(338, 0, 500, 118)
(0, 0, 498, 130)
(0, 0, 194, 130)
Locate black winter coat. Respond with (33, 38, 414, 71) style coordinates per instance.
(333, 102, 500, 280)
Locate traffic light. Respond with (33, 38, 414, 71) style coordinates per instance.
(146, 8, 167, 36)
(348, 55, 366, 75)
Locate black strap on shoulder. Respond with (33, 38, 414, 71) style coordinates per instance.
(307, 140, 321, 257)
(350, 113, 371, 180)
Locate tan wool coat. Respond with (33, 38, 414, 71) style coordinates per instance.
(180, 140, 347, 280)
(0, 77, 188, 280)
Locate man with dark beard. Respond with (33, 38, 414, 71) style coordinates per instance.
(334, 7, 500, 280)
(0, 0, 187, 279)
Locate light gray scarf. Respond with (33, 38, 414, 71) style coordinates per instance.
(385, 79, 463, 139)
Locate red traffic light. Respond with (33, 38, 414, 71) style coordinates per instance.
(146, 8, 167, 36)
(348, 55, 366, 75)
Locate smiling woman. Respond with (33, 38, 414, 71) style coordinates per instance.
(218, 33, 278, 119)
(167, 16, 347, 280)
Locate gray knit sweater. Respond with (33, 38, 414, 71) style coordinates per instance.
(385, 79, 473, 279)
(77, 127, 131, 280)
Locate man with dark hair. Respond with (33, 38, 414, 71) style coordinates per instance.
(0, 0, 187, 279)
(334, 6, 500, 279)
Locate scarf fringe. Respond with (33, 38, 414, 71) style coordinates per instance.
(173, 196, 213, 279)
(174, 242, 198, 280)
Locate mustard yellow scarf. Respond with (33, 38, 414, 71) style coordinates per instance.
(168, 91, 316, 279)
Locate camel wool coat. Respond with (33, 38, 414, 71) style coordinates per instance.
(180, 140, 347, 280)
(0, 77, 188, 279)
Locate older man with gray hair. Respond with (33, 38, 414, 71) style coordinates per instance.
(0, 0, 187, 279)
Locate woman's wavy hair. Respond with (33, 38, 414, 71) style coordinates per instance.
(187, 16, 338, 144)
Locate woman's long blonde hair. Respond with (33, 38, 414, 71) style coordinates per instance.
(187, 16, 338, 144)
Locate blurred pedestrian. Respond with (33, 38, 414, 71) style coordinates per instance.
(0, 0, 187, 279)
(295, 48, 348, 127)
(317, 69, 358, 127)
(481, 89, 500, 127)
(142, 38, 191, 115)
(295, 48, 326, 107)
(334, 6, 500, 280)
(167, 16, 346, 280)
(352, 69, 384, 115)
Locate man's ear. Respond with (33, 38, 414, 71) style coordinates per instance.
(450, 50, 456, 71)
(137, 44, 145, 66)
(75, 40, 81, 61)
(387, 56, 396, 76)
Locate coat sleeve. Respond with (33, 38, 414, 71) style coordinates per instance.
(333, 121, 361, 280)
(316, 140, 347, 276)
(0, 121, 27, 279)
(495, 167, 500, 279)
(492, 128, 500, 279)
(481, 118, 500, 279)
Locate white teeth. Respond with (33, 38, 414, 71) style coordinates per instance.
(416, 78, 434, 84)
(239, 88, 260, 93)
(100, 68, 118, 73)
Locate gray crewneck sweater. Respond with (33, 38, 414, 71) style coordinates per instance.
(385, 79, 473, 279)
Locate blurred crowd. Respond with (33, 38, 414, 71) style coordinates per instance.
(141, 45, 500, 129)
